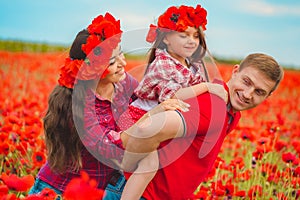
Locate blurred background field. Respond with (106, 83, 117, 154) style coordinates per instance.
(1, 40, 300, 199)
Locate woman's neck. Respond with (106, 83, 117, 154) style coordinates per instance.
(96, 81, 114, 101)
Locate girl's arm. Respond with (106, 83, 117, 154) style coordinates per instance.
(172, 82, 208, 100)
(172, 82, 228, 103)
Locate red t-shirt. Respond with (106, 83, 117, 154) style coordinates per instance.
(142, 91, 241, 200)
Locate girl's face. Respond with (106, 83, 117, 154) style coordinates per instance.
(163, 26, 200, 65)
(102, 45, 127, 83)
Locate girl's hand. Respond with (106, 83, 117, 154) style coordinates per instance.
(204, 82, 228, 103)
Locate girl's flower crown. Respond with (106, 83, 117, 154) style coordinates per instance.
(146, 5, 207, 43)
(58, 12, 122, 88)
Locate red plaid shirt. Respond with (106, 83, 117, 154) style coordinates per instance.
(37, 73, 138, 192)
(135, 49, 207, 103)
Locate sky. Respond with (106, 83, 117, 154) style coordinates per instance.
(1, 0, 300, 68)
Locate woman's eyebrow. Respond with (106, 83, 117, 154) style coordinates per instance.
(109, 46, 122, 61)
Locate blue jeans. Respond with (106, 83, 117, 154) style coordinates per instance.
(103, 174, 146, 200)
(28, 178, 62, 198)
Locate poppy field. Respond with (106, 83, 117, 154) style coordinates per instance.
(1, 50, 300, 199)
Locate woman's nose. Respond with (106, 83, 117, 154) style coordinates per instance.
(117, 53, 127, 66)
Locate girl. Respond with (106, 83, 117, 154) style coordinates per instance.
(115, 4, 228, 200)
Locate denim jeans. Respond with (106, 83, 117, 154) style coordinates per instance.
(28, 178, 62, 198)
(103, 174, 146, 200)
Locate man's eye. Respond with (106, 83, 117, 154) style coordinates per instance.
(256, 90, 266, 96)
(243, 79, 250, 85)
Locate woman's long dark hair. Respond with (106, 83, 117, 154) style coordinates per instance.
(44, 29, 91, 173)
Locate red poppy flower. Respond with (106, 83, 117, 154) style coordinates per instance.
(257, 137, 270, 145)
(282, 152, 297, 163)
(58, 12, 122, 88)
(240, 130, 256, 141)
(25, 188, 58, 200)
(234, 190, 246, 197)
(248, 185, 263, 199)
(63, 171, 104, 200)
(87, 12, 121, 40)
(294, 166, 300, 177)
(192, 4, 207, 30)
(146, 24, 158, 43)
(58, 58, 84, 88)
(148, 5, 207, 42)
(158, 6, 179, 30)
(275, 139, 287, 151)
(0, 184, 9, 196)
(0, 193, 17, 200)
(0, 142, 10, 156)
(193, 189, 208, 199)
(82, 34, 102, 56)
(32, 151, 46, 167)
(277, 192, 288, 200)
(1, 173, 34, 192)
(6, 114, 22, 125)
(252, 146, 267, 160)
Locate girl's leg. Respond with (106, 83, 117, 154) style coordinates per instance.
(121, 110, 184, 171)
(120, 151, 158, 200)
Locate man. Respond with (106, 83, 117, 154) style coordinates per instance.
(105, 53, 284, 199)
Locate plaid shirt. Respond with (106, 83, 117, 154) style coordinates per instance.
(37, 73, 138, 192)
(135, 49, 207, 103)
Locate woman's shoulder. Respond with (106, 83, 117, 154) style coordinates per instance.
(116, 72, 139, 91)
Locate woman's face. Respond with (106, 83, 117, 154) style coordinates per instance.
(102, 45, 127, 83)
(163, 26, 200, 65)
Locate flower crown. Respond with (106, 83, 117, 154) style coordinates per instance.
(58, 12, 122, 88)
(146, 5, 207, 43)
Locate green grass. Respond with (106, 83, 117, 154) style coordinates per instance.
(0, 39, 68, 53)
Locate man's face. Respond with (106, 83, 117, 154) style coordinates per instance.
(227, 65, 276, 112)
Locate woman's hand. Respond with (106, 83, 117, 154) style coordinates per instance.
(121, 99, 189, 147)
(148, 99, 190, 117)
(160, 99, 190, 112)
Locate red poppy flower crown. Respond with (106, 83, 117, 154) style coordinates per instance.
(58, 12, 122, 89)
(146, 4, 207, 43)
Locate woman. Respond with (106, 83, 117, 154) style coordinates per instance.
(29, 12, 187, 196)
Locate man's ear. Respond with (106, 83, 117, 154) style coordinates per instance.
(231, 64, 240, 75)
(267, 92, 273, 97)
